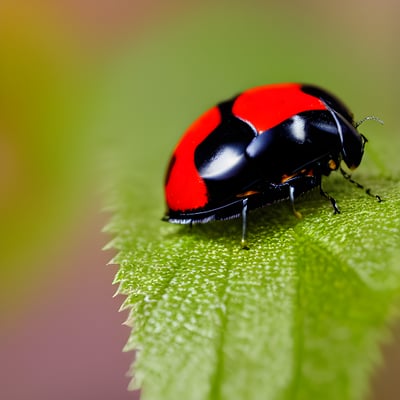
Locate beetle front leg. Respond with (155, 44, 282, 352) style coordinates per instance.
(340, 167, 382, 202)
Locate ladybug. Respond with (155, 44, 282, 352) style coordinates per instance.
(163, 83, 380, 247)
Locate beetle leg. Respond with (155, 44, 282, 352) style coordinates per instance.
(340, 167, 382, 202)
(319, 186, 341, 214)
(241, 198, 249, 250)
(289, 185, 303, 219)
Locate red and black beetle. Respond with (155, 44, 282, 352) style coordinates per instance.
(163, 83, 380, 246)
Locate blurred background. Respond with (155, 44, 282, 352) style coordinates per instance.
(0, 0, 399, 399)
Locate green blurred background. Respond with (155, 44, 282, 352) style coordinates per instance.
(0, 0, 398, 399)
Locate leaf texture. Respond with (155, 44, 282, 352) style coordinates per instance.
(107, 176, 400, 400)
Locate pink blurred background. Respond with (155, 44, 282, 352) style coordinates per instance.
(0, 1, 399, 399)
(0, 1, 157, 399)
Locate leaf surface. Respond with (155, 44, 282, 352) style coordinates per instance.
(102, 6, 400, 400)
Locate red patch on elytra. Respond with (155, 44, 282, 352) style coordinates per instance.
(232, 83, 326, 133)
(166, 106, 221, 211)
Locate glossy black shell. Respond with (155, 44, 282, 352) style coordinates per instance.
(166, 84, 366, 223)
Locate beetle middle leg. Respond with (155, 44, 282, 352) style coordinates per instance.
(319, 186, 341, 214)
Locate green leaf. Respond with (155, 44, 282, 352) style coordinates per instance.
(108, 173, 400, 400)
(101, 5, 400, 400)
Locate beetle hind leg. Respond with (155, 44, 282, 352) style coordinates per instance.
(241, 198, 250, 250)
(289, 185, 303, 219)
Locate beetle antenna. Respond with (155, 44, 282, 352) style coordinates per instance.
(339, 167, 382, 202)
(355, 115, 384, 128)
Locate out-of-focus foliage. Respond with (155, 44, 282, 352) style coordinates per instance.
(0, 4, 95, 313)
